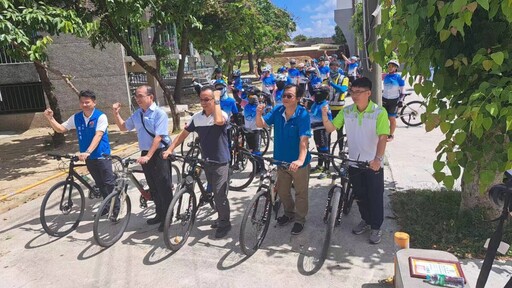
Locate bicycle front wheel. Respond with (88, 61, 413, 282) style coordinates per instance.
(400, 100, 426, 127)
(40, 180, 85, 237)
(321, 186, 342, 260)
(182, 145, 201, 178)
(229, 150, 256, 191)
(171, 163, 182, 192)
(260, 128, 270, 155)
(163, 187, 197, 251)
(342, 182, 354, 215)
(239, 188, 272, 256)
(93, 191, 131, 247)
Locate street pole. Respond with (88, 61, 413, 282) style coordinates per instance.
(364, 0, 382, 105)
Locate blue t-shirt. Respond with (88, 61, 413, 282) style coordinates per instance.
(263, 105, 312, 166)
(318, 65, 330, 80)
(274, 89, 284, 105)
(233, 77, 243, 90)
(310, 101, 332, 131)
(125, 102, 171, 151)
(220, 96, 238, 118)
(383, 73, 405, 100)
(348, 62, 359, 77)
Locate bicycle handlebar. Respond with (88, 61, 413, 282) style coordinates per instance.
(310, 151, 369, 169)
(166, 153, 225, 166)
(239, 149, 291, 169)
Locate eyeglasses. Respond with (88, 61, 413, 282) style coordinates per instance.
(349, 89, 370, 95)
(215, 87, 224, 91)
(282, 93, 295, 99)
(134, 94, 148, 99)
(200, 98, 213, 103)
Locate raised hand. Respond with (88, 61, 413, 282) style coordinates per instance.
(256, 104, 265, 115)
(112, 102, 121, 115)
(43, 108, 54, 120)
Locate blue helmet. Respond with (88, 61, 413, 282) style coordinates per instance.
(232, 69, 241, 77)
(214, 79, 227, 87)
(277, 66, 287, 74)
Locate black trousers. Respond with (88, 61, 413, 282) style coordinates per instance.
(330, 110, 344, 153)
(141, 149, 173, 219)
(349, 166, 384, 230)
(86, 158, 115, 199)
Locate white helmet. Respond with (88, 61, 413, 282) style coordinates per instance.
(387, 60, 400, 68)
(275, 73, 287, 82)
(262, 65, 271, 73)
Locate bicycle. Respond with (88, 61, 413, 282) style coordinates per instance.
(179, 110, 199, 156)
(162, 154, 218, 251)
(40, 153, 122, 237)
(93, 155, 182, 247)
(311, 151, 369, 260)
(329, 132, 348, 174)
(239, 154, 290, 256)
(396, 92, 426, 127)
(229, 123, 257, 191)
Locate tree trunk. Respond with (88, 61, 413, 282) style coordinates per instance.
(34, 62, 65, 147)
(248, 52, 254, 73)
(173, 26, 189, 105)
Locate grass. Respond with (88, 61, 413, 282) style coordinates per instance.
(391, 190, 512, 259)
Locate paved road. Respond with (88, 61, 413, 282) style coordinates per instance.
(1, 94, 511, 288)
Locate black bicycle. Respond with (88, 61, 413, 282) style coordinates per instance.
(239, 153, 290, 256)
(229, 123, 257, 191)
(179, 110, 199, 156)
(311, 151, 369, 260)
(163, 154, 219, 251)
(40, 153, 122, 237)
(93, 155, 182, 247)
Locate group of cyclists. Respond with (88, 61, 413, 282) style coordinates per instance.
(44, 51, 404, 245)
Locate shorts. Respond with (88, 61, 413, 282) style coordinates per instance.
(382, 98, 399, 117)
(313, 129, 329, 150)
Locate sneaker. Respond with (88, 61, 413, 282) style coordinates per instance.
(318, 172, 327, 179)
(310, 166, 323, 174)
(291, 223, 304, 235)
(146, 216, 162, 225)
(369, 229, 382, 244)
(277, 215, 293, 226)
(210, 220, 219, 229)
(215, 224, 232, 238)
(352, 220, 370, 235)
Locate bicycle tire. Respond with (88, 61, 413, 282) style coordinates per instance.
(163, 187, 197, 251)
(239, 188, 272, 256)
(229, 150, 256, 191)
(180, 132, 197, 156)
(171, 163, 182, 192)
(182, 145, 201, 178)
(93, 191, 131, 247)
(321, 186, 342, 261)
(342, 182, 354, 215)
(111, 156, 123, 175)
(40, 180, 85, 237)
(330, 135, 347, 174)
(400, 100, 426, 127)
(260, 128, 270, 155)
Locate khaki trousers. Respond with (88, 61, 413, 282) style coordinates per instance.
(275, 164, 311, 224)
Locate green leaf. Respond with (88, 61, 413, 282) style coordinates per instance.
(454, 131, 467, 145)
(443, 175, 455, 189)
(485, 103, 499, 117)
(434, 160, 445, 172)
(440, 29, 451, 42)
(445, 59, 454, 67)
(466, 1, 478, 12)
(477, 0, 489, 10)
(490, 52, 505, 65)
(507, 116, 512, 130)
(449, 164, 461, 179)
(447, 152, 457, 163)
(480, 170, 495, 186)
(472, 53, 483, 64)
(482, 117, 492, 130)
(440, 122, 451, 133)
(433, 171, 446, 183)
(453, 0, 468, 13)
(482, 60, 493, 71)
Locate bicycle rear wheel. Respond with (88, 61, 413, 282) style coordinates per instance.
(180, 132, 197, 156)
(321, 186, 342, 260)
(260, 128, 270, 155)
(229, 149, 256, 191)
(163, 187, 197, 251)
(400, 100, 426, 127)
(330, 134, 347, 174)
(239, 188, 272, 256)
(93, 191, 131, 247)
(40, 180, 85, 237)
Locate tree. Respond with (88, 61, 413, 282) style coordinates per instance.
(0, 0, 88, 146)
(89, 0, 185, 132)
(293, 34, 308, 42)
(374, 0, 512, 211)
(332, 26, 347, 45)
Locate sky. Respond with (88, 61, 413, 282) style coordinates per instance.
(270, 0, 337, 38)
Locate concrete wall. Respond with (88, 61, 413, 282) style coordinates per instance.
(335, 8, 357, 56)
(0, 63, 39, 85)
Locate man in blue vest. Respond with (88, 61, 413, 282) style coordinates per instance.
(43, 90, 115, 202)
(112, 85, 172, 233)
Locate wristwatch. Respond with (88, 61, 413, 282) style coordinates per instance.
(214, 99, 220, 105)
(375, 155, 384, 162)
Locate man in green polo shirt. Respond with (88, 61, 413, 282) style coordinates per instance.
(322, 77, 390, 244)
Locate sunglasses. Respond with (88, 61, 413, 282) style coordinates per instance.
(200, 98, 213, 103)
(282, 93, 295, 99)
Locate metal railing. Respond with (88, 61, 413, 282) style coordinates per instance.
(125, 25, 178, 56)
(0, 46, 30, 64)
(0, 83, 46, 114)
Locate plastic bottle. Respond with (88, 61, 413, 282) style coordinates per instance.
(424, 274, 465, 288)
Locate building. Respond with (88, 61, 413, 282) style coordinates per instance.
(334, 0, 358, 56)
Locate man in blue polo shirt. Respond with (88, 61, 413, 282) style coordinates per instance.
(112, 85, 172, 233)
(44, 90, 115, 202)
(256, 84, 312, 235)
(163, 85, 232, 239)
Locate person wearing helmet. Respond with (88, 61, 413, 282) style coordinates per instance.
(323, 60, 349, 154)
(243, 90, 263, 173)
(212, 66, 228, 83)
(297, 63, 309, 95)
(306, 67, 322, 92)
(382, 60, 405, 142)
(260, 65, 276, 97)
(309, 86, 333, 179)
(274, 73, 288, 105)
(277, 66, 287, 74)
(317, 56, 330, 81)
(341, 54, 359, 83)
(231, 69, 244, 110)
(287, 59, 301, 85)
(214, 79, 238, 120)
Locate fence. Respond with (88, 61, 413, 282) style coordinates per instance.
(0, 83, 46, 114)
